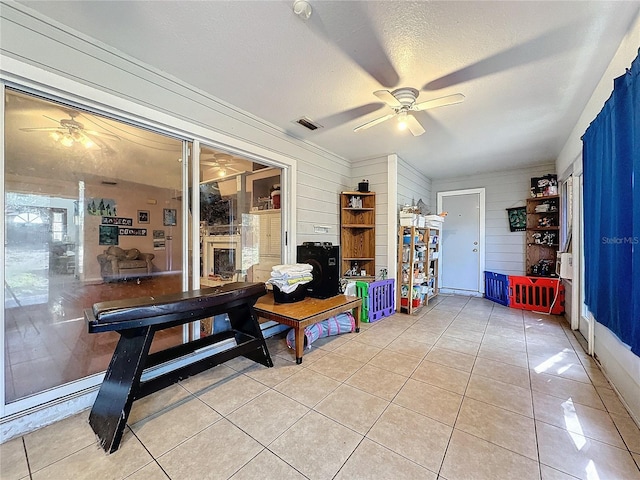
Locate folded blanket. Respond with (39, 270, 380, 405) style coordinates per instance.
(272, 263, 313, 276)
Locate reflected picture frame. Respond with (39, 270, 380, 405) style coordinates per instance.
(138, 210, 149, 224)
(163, 208, 177, 226)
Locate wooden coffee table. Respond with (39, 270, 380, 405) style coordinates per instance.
(254, 293, 361, 364)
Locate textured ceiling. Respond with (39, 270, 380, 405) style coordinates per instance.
(14, 0, 640, 179)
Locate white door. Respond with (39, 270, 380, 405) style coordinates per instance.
(437, 189, 485, 294)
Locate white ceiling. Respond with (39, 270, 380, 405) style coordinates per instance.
(15, 0, 640, 179)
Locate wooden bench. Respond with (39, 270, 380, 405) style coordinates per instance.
(86, 282, 272, 453)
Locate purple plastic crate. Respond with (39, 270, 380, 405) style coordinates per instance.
(367, 279, 395, 322)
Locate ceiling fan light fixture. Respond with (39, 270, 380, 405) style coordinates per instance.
(293, 0, 312, 20)
(397, 111, 408, 131)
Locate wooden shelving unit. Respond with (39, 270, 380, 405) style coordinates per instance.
(526, 195, 560, 277)
(340, 191, 375, 281)
(397, 225, 440, 314)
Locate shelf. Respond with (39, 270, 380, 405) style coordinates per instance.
(341, 192, 376, 278)
(342, 207, 375, 211)
(527, 227, 559, 231)
(342, 224, 375, 228)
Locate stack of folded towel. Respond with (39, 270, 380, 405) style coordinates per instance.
(266, 263, 313, 293)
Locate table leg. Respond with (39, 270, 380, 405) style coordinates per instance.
(354, 304, 361, 332)
(294, 326, 304, 364)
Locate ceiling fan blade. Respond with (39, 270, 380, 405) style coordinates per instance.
(83, 130, 121, 141)
(406, 114, 426, 136)
(354, 113, 395, 132)
(373, 90, 402, 108)
(20, 127, 64, 132)
(413, 93, 465, 111)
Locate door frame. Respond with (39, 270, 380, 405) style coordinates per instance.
(436, 188, 486, 295)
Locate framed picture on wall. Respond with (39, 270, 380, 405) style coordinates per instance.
(99, 225, 119, 245)
(163, 208, 177, 226)
(506, 206, 526, 232)
(138, 210, 150, 224)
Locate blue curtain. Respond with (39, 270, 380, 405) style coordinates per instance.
(583, 49, 639, 356)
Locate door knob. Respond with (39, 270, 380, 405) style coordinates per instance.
(473, 249, 478, 252)
(473, 241, 478, 245)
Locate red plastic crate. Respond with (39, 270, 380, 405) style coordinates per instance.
(508, 276, 565, 315)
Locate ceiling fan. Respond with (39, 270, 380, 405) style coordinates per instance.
(354, 88, 465, 136)
(201, 153, 241, 177)
(20, 111, 120, 148)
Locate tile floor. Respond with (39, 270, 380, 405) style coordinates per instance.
(2, 295, 640, 479)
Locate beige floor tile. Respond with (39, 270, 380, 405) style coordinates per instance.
(532, 391, 625, 448)
(0, 436, 29, 480)
(131, 395, 221, 456)
(273, 367, 340, 407)
(425, 347, 476, 373)
(332, 340, 382, 363)
(31, 428, 152, 480)
(314, 384, 388, 434)
(536, 420, 640, 480)
(596, 385, 631, 415)
(477, 343, 529, 368)
(583, 366, 610, 388)
(455, 397, 538, 460)
(398, 326, 442, 345)
(230, 449, 307, 480)
(384, 336, 432, 358)
(275, 342, 329, 364)
(411, 360, 470, 395)
(269, 411, 362, 480)
(157, 419, 262, 480)
(367, 403, 451, 472)
(485, 324, 526, 341)
(481, 332, 527, 352)
(440, 429, 540, 480)
(244, 355, 300, 387)
(434, 335, 480, 356)
(466, 374, 533, 417)
(393, 378, 463, 426)
(633, 452, 640, 470)
(179, 364, 238, 395)
(611, 413, 640, 454)
(128, 384, 192, 425)
(540, 464, 582, 479)
(335, 437, 437, 479)
(225, 354, 262, 373)
(443, 325, 485, 342)
(529, 350, 592, 384)
(126, 461, 170, 480)
(23, 410, 97, 472)
(196, 373, 268, 415)
(345, 363, 407, 400)
(531, 373, 604, 410)
(472, 356, 531, 389)
(306, 352, 364, 382)
(227, 389, 309, 445)
(368, 348, 422, 376)
(354, 327, 400, 348)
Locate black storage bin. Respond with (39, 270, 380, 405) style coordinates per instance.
(273, 284, 307, 304)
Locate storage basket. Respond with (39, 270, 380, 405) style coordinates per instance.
(484, 271, 509, 306)
(356, 279, 395, 322)
(508, 276, 564, 314)
(273, 283, 307, 304)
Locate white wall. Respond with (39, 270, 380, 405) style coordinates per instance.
(397, 156, 432, 213)
(556, 13, 640, 423)
(431, 164, 556, 276)
(351, 155, 392, 277)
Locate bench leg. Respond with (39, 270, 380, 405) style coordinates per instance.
(227, 304, 273, 367)
(89, 326, 155, 453)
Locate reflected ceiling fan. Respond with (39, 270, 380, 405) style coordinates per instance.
(354, 88, 465, 136)
(201, 153, 241, 177)
(21, 110, 120, 148)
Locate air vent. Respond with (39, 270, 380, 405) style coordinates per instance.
(101, 180, 118, 185)
(295, 117, 323, 131)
